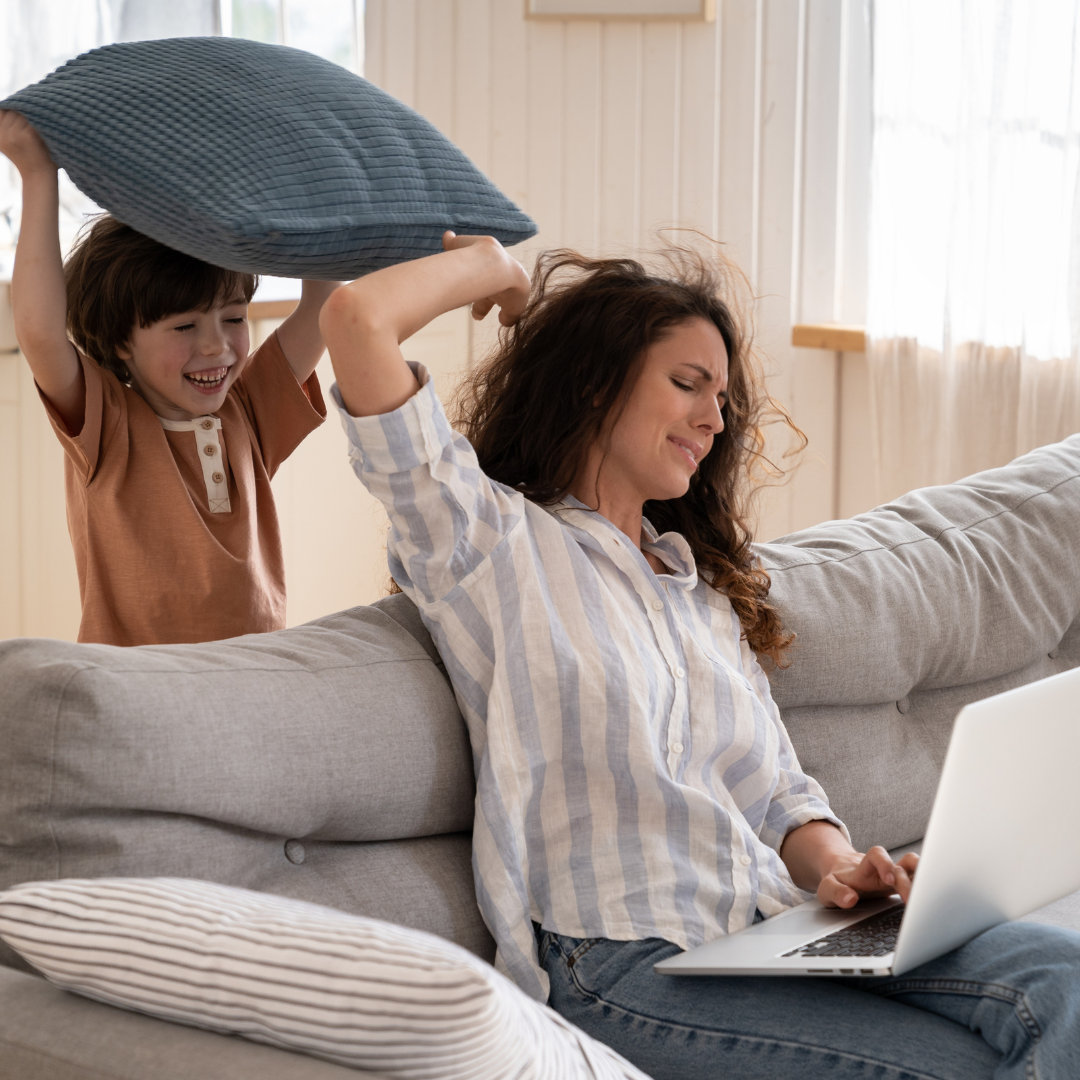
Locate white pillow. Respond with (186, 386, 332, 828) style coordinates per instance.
(0, 878, 648, 1080)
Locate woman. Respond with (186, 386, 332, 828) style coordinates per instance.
(321, 231, 1079, 1079)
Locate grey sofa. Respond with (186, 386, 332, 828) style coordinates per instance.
(2, 434, 1079, 1079)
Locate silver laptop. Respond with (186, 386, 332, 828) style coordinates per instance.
(655, 665, 1080, 977)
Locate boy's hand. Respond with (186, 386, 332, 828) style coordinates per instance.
(441, 231, 531, 326)
(0, 111, 56, 177)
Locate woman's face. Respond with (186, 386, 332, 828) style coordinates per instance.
(574, 316, 729, 520)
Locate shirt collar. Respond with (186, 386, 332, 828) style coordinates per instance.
(549, 496, 698, 587)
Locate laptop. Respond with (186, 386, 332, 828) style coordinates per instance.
(655, 665, 1080, 977)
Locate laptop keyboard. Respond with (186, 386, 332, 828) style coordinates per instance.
(782, 904, 904, 958)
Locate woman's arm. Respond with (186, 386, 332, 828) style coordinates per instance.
(780, 819, 919, 908)
(274, 278, 339, 385)
(321, 231, 531, 418)
(0, 111, 83, 430)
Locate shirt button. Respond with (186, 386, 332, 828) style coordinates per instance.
(201, 418, 214, 430)
(211, 471, 224, 484)
(652, 600, 664, 611)
(740, 854, 752, 867)
(203, 444, 217, 457)
(671, 741, 684, 754)
(675, 668, 685, 679)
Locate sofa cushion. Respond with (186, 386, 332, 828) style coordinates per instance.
(0, 966, 366, 1080)
(0, 595, 490, 971)
(0, 877, 648, 1080)
(0, 37, 537, 278)
(758, 435, 1080, 850)
(759, 433, 1080, 708)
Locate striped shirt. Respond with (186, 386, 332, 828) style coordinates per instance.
(334, 368, 846, 1000)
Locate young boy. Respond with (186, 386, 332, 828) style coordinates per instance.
(0, 109, 336, 645)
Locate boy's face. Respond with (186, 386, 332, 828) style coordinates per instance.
(117, 295, 251, 420)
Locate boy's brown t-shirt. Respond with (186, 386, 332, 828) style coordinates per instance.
(40, 332, 326, 645)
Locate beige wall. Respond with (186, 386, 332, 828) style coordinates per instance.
(1, 0, 880, 640)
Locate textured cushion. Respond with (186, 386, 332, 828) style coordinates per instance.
(0, 37, 537, 278)
(0, 878, 648, 1080)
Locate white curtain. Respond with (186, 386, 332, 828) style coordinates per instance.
(867, 0, 1080, 499)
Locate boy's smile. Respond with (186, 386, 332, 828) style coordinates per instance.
(118, 297, 251, 420)
(185, 365, 232, 393)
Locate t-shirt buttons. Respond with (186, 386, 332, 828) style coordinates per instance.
(200, 418, 214, 430)
(739, 854, 752, 867)
(670, 741, 684, 754)
(652, 599, 664, 612)
(203, 444, 217, 457)
(211, 471, 224, 484)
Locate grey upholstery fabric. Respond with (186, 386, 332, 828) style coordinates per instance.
(0, 595, 490, 972)
(760, 434, 1080, 849)
(761, 434, 1080, 705)
(0, 967, 371, 1080)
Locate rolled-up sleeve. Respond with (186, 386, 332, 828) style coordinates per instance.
(332, 364, 524, 606)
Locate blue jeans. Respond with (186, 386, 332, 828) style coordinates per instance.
(537, 921, 1080, 1079)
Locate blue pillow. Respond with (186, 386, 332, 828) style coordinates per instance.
(1, 37, 537, 278)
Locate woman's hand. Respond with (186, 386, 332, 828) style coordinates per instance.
(780, 820, 919, 909)
(0, 111, 55, 176)
(816, 845, 920, 909)
(441, 231, 531, 326)
(324, 230, 529, 417)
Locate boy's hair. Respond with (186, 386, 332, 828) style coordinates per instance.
(64, 216, 258, 380)
(451, 242, 806, 666)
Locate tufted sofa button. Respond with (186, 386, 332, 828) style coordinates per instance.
(283, 839, 306, 865)
(895, 696, 911, 715)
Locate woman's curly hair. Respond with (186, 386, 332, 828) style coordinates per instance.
(450, 241, 806, 666)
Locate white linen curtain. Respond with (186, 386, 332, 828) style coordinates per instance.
(866, 0, 1080, 499)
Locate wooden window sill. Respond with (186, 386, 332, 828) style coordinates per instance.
(791, 324, 866, 353)
(250, 299, 299, 321)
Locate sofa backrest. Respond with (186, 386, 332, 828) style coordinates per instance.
(759, 434, 1080, 851)
(0, 595, 491, 972)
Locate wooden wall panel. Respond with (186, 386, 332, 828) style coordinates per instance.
(360, 0, 855, 544)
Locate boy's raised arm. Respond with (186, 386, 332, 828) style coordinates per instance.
(0, 111, 83, 431)
(274, 278, 339, 385)
(321, 231, 531, 418)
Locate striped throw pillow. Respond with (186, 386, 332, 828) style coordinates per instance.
(0, 878, 648, 1080)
